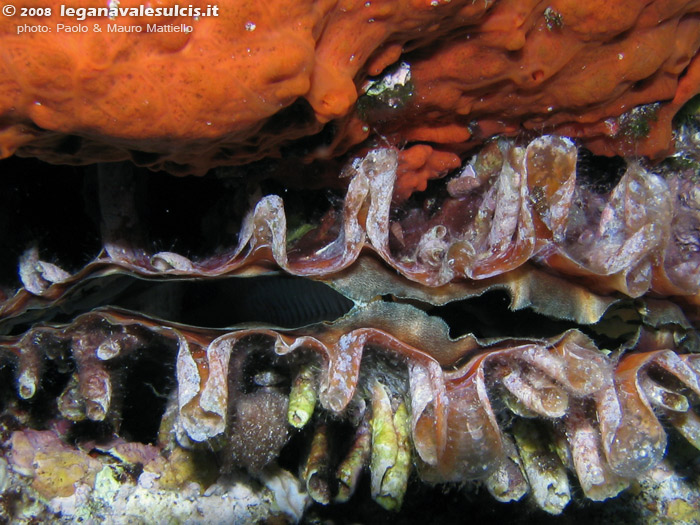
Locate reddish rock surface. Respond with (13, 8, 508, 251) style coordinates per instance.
(1, 0, 699, 186)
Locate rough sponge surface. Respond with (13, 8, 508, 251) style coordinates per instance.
(1, 0, 699, 173)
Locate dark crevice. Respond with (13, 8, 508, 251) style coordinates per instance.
(425, 289, 630, 351)
(576, 148, 627, 194)
(0, 365, 14, 416)
(66, 419, 117, 445)
(3, 267, 630, 352)
(1, 272, 355, 335)
(0, 156, 102, 293)
(140, 169, 249, 259)
(54, 135, 83, 156)
(429, 290, 578, 340)
(128, 149, 163, 166)
(118, 339, 178, 444)
(112, 274, 355, 329)
(278, 121, 337, 159)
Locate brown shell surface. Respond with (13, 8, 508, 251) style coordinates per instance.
(1, 136, 700, 518)
(0, 306, 695, 469)
(3, 137, 698, 311)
